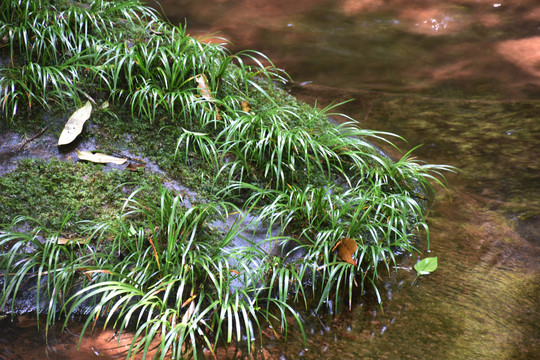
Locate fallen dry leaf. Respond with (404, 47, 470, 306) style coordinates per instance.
(241, 100, 251, 112)
(56, 237, 89, 245)
(195, 74, 213, 102)
(126, 162, 146, 171)
(337, 237, 358, 266)
(77, 150, 127, 165)
(58, 101, 92, 145)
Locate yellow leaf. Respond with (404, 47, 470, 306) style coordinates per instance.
(58, 101, 92, 145)
(181, 293, 198, 309)
(241, 100, 251, 112)
(56, 237, 89, 245)
(82, 269, 112, 275)
(76, 150, 127, 165)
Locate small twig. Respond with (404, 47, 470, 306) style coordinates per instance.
(18, 126, 48, 151)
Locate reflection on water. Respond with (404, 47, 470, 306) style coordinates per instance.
(3, 0, 539, 358)
(157, 0, 540, 98)
(0, 316, 160, 360)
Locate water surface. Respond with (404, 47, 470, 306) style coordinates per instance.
(155, 0, 540, 359)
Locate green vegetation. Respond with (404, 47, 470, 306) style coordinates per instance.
(413, 256, 438, 284)
(0, 0, 455, 358)
(0, 158, 160, 231)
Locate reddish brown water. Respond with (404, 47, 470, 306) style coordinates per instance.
(2, 0, 539, 359)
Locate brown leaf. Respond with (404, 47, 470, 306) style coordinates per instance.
(195, 74, 212, 102)
(126, 162, 146, 171)
(337, 237, 358, 266)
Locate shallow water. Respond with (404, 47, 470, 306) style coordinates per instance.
(156, 0, 540, 359)
(2, 0, 539, 359)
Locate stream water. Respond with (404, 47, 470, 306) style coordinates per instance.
(154, 1, 540, 359)
(1, 0, 539, 359)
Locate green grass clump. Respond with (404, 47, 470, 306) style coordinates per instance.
(0, 0, 457, 358)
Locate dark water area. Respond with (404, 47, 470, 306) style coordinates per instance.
(2, 0, 539, 359)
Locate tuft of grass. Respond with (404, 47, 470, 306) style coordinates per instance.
(1, 186, 306, 358)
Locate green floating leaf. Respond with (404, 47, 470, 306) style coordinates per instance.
(414, 256, 438, 276)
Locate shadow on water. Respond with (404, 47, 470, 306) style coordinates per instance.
(2, 0, 539, 358)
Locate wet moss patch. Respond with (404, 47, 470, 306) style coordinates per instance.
(0, 158, 160, 232)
